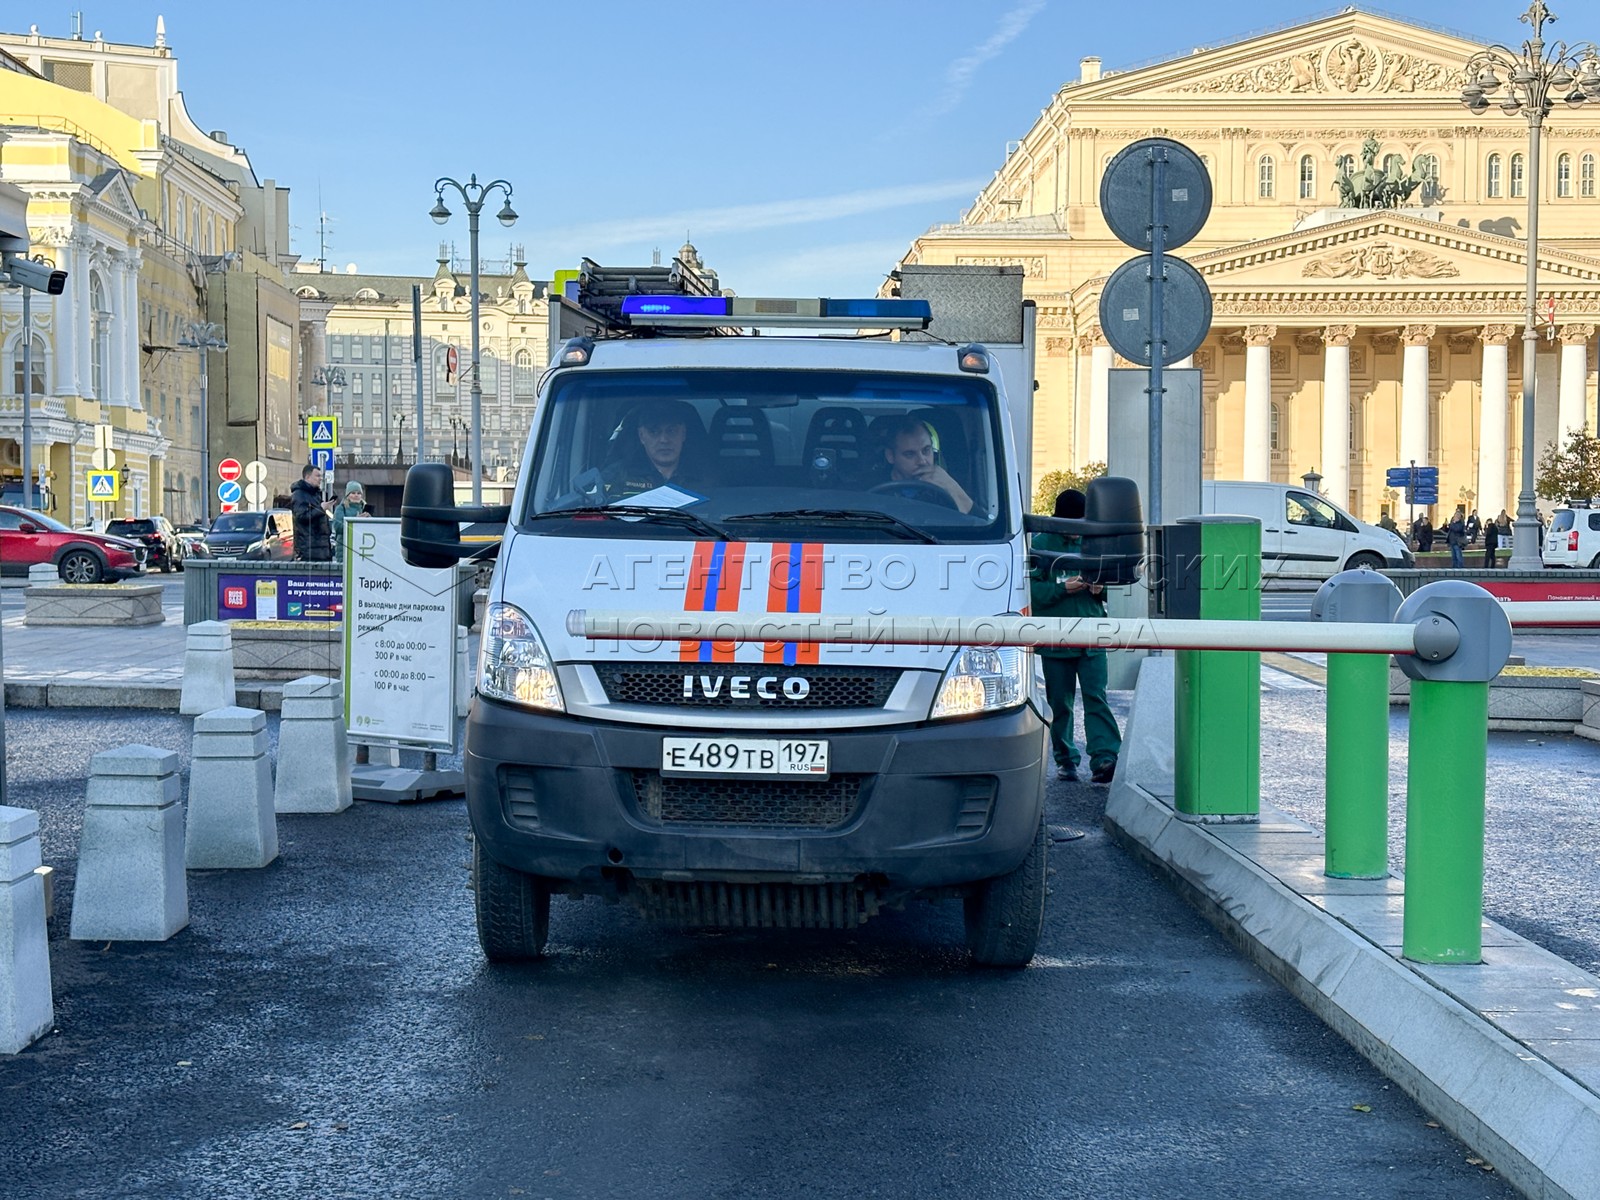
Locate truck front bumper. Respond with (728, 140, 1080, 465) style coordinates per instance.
(464, 698, 1047, 892)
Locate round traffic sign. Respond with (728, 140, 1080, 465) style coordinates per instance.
(446, 345, 459, 376)
(244, 481, 268, 505)
(218, 480, 242, 504)
(218, 458, 242, 482)
(1100, 137, 1213, 252)
(243, 460, 268, 483)
(1099, 255, 1213, 367)
(90, 448, 115, 470)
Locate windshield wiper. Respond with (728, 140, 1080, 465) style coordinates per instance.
(723, 508, 938, 544)
(527, 505, 735, 541)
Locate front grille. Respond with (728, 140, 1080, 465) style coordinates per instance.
(634, 880, 883, 928)
(598, 663, 900, 709)
(631, 770, 864, 829)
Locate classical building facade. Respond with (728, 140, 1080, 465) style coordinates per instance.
(293, 246, 550, 477)
(898, 9, 1600, 522)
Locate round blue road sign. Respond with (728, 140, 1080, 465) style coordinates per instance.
(218, 480, 242, 504)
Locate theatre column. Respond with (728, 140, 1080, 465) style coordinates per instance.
(1242, 325, 1275, 481)
(1320, 325, 1355, 502)
(1478, 325, 1514, 521)
(1087, 324, 1112, 464)
(1558, 324, 1593, 440)
(1399, 325, 1435, 468)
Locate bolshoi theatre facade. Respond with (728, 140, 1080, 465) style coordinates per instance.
(897, 9, 1600, 522)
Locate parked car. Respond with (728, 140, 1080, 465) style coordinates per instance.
(1543, 503, 1600, 567)
(239, 509, 296, 561)
(1202, 481, 1414, 580)
(0, 505, 146, 583)
(105, 515, 183, 572)
(204, 509, 292, 560)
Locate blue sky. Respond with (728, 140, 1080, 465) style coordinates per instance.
(33, 1, 1535, 295)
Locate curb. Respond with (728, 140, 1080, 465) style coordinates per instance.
(1105, 657, 1600, 1200)
(4, 680, 285, 712)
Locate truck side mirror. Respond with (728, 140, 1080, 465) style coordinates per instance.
(400, 464, 464, 568)
(1023, 475, 1145, 586)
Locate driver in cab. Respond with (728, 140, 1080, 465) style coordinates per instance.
(602, 399, 709, 501)
(882, 417, 972, 513)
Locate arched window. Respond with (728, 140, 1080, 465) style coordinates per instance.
(1299, 155, 1316, 200)
(10, 334, 46, 397)
(513, 349, 536, 402)
(1335, 152, 1355, 174)
(175, 201, 185, 247)
(1584, 153, 1598, 198)
(1487, 154, 1503, 198)
(190, 202, 202, 250)
(90, 273, 110, 401)
(204, 220, 214, 255)
(1270, 403, 1282, 452)
(1257, 156, 1276, 199)
(1349, 402, 1362, 452)
(1415, 154, 1441, 204)
(1203, 396, 1218, 451)
(1511, 152, 1526, 198)
(1559, 153, 1574, 198)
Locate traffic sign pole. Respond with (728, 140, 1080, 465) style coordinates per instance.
(1149, 147, 1166, 528)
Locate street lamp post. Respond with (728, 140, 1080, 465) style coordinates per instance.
(178, 321, 228, 522)
(395, 410, 407, 462)
(430, 173, 517, 505)
(1461, 1, 1600, 570)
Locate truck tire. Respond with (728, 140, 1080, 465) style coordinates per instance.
(963, 814, 1047, 968)
(1345, 551, 1385, 572)
(473, 838, 550, 962)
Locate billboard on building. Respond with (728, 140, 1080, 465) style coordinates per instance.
(264, 316, 293, 459)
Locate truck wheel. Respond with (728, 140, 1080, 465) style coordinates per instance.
(472, 838, 550, 962)
(59, 550, 103, 585)
(1345, 551, 1385, 572)
(963, 814, 1047, 968)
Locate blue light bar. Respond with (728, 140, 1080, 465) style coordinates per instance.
(821, 298, 933, 322)
(621, 295, 730, 317)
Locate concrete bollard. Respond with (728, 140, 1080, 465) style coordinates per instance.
(274, 676, 351, 814)
(180, 621, 237, 716)
(1, 806, 53, 1053)
(187, 707, 277, 868)
(26, 563, 56, 585)
(70, 746, 188, 942)
(457, 624, 471, 719)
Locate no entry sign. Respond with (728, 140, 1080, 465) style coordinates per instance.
(218, 458, 242, 482)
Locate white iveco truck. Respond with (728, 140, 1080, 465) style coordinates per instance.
(401, 262, 1141, 967)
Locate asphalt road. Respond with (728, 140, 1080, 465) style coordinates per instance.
(1, 709, 1515, 1199)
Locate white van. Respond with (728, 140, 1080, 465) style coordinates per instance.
(1544, 503, 1600, 567)
(1202, 481, 1413, 580)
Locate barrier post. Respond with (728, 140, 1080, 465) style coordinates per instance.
(1311, 570, 1402, 878)
(1171, 515, 1261, 820)
(1393, 581, 1512, 964)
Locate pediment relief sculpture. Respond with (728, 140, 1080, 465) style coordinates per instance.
(1302, 242, 1461, 280)
(1173, 37, 1463, 95)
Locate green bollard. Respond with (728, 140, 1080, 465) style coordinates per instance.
(1171, 515, 1261, 821)
(1392, 580, 1511, 965)
(1311, 569, 1403, 879)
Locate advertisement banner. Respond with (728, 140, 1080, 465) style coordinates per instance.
(217, 572, 344, 622)
(264, 316, 294, 458)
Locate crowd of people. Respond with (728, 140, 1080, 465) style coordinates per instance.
(1378, 506, 1526, 568)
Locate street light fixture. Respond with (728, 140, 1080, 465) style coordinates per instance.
(1460, 0, 1600, 570)
(429, 172, 516, 504)
(178, 320, 228, 522)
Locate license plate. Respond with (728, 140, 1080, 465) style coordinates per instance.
(661, 737, 828, 778)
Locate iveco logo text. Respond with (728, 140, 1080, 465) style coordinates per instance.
(682, 675, 811, 700)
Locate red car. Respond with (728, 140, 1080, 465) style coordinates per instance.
(0, 506, 147, 583)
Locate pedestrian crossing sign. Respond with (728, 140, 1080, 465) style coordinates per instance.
(307, 416, 338, 449)
(87, 470, 119, 501)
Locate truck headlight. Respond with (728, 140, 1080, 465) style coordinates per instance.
(931, 645, 1030, 720)
(479, 601, 564, 711)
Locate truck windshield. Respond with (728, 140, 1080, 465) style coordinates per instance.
(524, 369, 1010, 542)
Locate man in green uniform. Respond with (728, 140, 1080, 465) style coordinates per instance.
(1030, 488, 1121, 783)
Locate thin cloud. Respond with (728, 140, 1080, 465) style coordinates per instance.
(542, 179, 987, 251)
(923, 0, 1046, 120)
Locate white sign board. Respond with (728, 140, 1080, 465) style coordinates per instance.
(343, 518, 458, 749)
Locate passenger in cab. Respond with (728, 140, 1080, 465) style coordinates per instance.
(882, 417, 973, 513)
(602, 399, 710, 501)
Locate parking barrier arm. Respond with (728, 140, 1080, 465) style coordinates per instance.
(567, 609, 1448, 658)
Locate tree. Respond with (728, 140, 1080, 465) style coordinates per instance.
(1536, 428, 1600, 504)
(1033, 462, 1108, 515)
